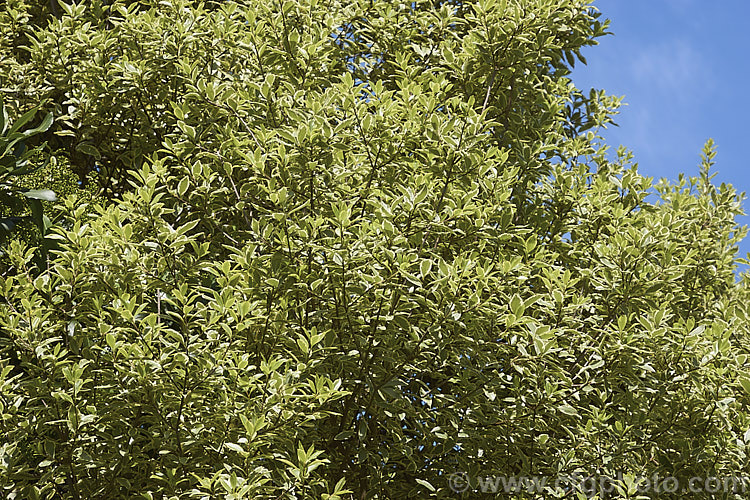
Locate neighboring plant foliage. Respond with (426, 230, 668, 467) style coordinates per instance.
(0, 152, 102, 276)
(1, 1, 749, 499)
(0, 99, 57, 264)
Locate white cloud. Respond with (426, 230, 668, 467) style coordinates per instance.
(630, 39, 711, 100)
(664, 0, 702, 14)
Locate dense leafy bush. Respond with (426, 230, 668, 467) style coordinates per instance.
(1, 0, 749, 498)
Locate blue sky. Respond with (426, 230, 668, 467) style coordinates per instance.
(571, 0, 750, 270)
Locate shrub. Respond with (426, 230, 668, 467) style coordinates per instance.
(1, 1, 749, 498)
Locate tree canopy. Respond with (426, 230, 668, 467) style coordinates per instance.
(1, 0, 749, 498)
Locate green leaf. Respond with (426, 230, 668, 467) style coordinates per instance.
(67, 406, 79, 432)
(76, 142, 101, 160)
(420, 259, 432, 279)
(558, 404, 578, 416)
(7, 104, 44, 136)
(0, 216, 24, 233)
(224, 442, 245, 454)
(23, 112, 53, 137)
(105, 333, 116, 352)
(0, 101, 7, 135)
(28, 198, 44, 235)
(415, 479, 435, 492)
(22, 189, 56, 201)
(334, 430, 354, 441)
(177, 177, 189, 197)
(297, 335, 310, 354)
